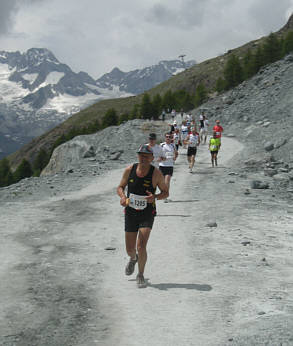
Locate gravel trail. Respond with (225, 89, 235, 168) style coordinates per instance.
(1, 137, 293, 346)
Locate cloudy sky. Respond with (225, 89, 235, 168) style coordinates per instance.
(0, 0, 292, 78)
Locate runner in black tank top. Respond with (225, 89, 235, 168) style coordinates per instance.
(117, 144, 169, 288)
(126, 163, 156, 217)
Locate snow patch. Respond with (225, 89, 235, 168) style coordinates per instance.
(0, 63, 30, 102)
(22, 73, 39, 84)
(34, 71, 65, 91)
(172, 67, 185, 75)
(42, 92, 102, 115)
(94, 84, 133, 98)
(42, 87, 133, 115)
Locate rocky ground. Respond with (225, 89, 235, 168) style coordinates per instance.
(0, 53, 293, 345)
(1, 133, 293, 346)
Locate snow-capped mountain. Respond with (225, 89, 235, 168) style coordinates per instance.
(0, 48, 131, 159)
(0, 48, 195, 159)
(96, 59, 196, 94)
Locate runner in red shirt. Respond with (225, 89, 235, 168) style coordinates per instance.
(213, 120, 223, 148)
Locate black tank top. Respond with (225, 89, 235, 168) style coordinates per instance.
(126, 163, 156, 216)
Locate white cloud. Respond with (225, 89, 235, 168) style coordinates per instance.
(0, 0, 292, 78)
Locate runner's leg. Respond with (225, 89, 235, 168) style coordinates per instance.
(125, 232, 138, 260)
(211, 152, 215, 167)
(190, 154, 195, 170)
(137, 227, 152, 274)
(165, 174, 172, 191)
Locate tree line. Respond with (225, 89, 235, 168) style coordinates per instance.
(216, 31, 293, 92)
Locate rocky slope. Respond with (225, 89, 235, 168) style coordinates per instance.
(200, 53, 293, 194)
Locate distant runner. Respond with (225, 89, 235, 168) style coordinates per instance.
(213, 120, 223, 145)
(200, 115, 209, 144)
(148, 133, 165, 169)
(185, 126, 200, 172)
(159, 133, 178, 202)
(173, 128, 181, 151)
(181, 121, 189, 148)
(117, 144, 168, 288)
(171, 109, 176, 121)
(209, 132, 221, 167)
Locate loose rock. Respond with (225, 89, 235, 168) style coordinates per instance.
(251, 180, 269, 189)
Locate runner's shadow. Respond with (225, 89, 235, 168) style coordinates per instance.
(168, 199, 199, 203)
(156, 214, 191, 217)
(149, 283, 212, 291)
(192, 170, 215, 175)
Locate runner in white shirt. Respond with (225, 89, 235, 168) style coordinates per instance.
(181, 121, 189, 148)
(173, 128, 181, 151)
(147, 133, 165, 168)
(159, 133, 178, 202)
(184, 127, 200, 172)
(200, 115, 209, 144)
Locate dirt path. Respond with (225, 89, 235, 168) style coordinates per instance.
(1, 137, 293, 346)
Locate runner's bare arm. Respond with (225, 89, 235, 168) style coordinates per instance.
(174, 149, 178, 161)
(117, 165, 132, 206)
(152, 168, 169, 201)
(184, 135, 189, 145)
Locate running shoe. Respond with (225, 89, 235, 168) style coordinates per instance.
(136, 273, 147, 288)
(125, 254, 138, 276)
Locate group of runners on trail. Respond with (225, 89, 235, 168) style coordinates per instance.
(117, 112, 223, 288)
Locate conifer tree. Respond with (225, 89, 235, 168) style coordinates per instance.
(140, 93, 153, 119)
(250, 46, 265, 75)
(162, 90, 176, 111)
(52, 134, 67, 152)
(215, 77, 226, 92)
(118, 113, 130, 124)
(0, 158, 14, 187)
(224, 54, 244, 89)
(130, 104, 140, 119)
(14, 159, 33, 183)
(102, 108, 118, 127)
(33, 149, 49, 174)
(181, 92, 194, 111)
(262, 33, 282, 65)
(243, 49, 255, 80)
(283, 31, 293, 55)
(152, 94, 162, 120)
(194, 83, 207, 107)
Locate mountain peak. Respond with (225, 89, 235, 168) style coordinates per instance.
(25, 48, 58, 65)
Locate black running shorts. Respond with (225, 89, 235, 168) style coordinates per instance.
(125, 213, 155, 232)
(159, 166, 173, 176)
(210, 150, 218, 155)
(187, 147, 197, 157)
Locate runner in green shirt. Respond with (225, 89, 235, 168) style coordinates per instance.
(209, 132, 221, 167)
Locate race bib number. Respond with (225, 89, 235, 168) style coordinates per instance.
(211, 145, 217, 150)
(166, 152, 174, 159)
(189, 136, 197, 147)
(128, 193, 147, 210)
(216, 131, 221, 136)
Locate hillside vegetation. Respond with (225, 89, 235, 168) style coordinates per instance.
(3, 14, 293, 178)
